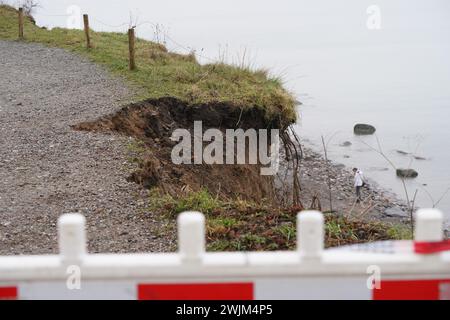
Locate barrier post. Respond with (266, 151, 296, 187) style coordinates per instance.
(18, 7, 24, 39)
(58, 213, 87, 264)
(83, 14, 91, 49)
(128, 27, 136, 70)
(415, 209, 443, 242)
(178, 212, 205, 263)
(297, 211, 324, 259)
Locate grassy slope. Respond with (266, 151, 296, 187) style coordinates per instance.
(0, 5, 296, 125)
(149, 189, 411, 251)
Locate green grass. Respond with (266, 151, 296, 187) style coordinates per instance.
(273, 223, 296, 242)
(148, 188, 224, 218)
(0, 5, 296, 125)
(174, 189, 223, 215)
(147, 188, 412, 251)
(386, 224, 412, 240)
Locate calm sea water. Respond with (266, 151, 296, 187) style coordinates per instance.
(28, 0, 450, 222)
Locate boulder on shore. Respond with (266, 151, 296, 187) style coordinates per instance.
(354, 123, 376, 135)
(396, 168, 418, 178)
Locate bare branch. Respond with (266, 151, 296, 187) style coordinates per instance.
(321, 135, 333, 213)
(434, 187, 450, 208)
(18, 0, 40, 16)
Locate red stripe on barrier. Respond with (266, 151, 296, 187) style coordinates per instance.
(373, 279, 450, 300)
(414, 240, 450, 254)
(0, 287, 18, 300)
(138, 283, 254, 300)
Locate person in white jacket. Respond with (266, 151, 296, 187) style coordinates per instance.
(353, 168, 365, 203)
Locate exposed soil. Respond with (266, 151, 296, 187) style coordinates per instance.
(74, 97, 280, 204)
(73, 96, 412, 228)
(73, 93, 416, 246)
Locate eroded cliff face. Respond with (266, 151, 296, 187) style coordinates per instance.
(74, 97, 294, 204)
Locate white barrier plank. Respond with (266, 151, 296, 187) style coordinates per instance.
(18, 281, 136, 300)
(254, 277, 371, 300)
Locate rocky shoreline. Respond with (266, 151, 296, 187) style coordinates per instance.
(298, 147, 412, 225)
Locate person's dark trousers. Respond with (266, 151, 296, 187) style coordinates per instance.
(356, 186, 362, 202)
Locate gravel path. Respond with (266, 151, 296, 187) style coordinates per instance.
(0, 41, 175, 255)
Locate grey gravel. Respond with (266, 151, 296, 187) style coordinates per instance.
(0, 41, 176, 255)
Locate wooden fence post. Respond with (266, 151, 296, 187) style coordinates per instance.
(128, 27, 136, 70)
(83, 14, 91, 49)
(18, 7, 24, 40)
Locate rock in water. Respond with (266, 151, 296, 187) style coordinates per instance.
(354, 123, 376, 135)
(369, 167, 389, 172)
(396, 150, 409, 155)
(396, 168, 418, 178)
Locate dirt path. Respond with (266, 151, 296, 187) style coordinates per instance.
(0, 41, 175, 255)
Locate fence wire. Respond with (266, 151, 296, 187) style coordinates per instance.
(31, 7, 219, 63)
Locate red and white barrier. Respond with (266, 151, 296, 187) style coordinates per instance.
(0, 209, 449, 300)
